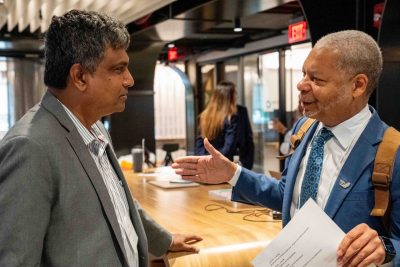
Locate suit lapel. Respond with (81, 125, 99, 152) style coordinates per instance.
(65, 131, 129, 261)
(324, 109, 385, 219)
(41, 91, 130, 264)
(105, 144, 148, 261)
(282, 120, 319, 225)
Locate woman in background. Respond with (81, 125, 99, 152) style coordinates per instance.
(195, 81, 238, 162)
(273, 97, 303, 156)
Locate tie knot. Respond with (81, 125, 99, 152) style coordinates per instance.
(315, 127, 333, 144)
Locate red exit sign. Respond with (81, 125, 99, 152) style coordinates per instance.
(168, 47, 178, 61)
(288, 21, 307, 43)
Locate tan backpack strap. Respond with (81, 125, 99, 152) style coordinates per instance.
(289, 118, 316, 152)
(277, 118, 316, 160)
(370, 127, 400, 217)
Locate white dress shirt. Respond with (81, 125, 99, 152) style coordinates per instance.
(61, 103, 139, 267)
(290, 105, 371, 216)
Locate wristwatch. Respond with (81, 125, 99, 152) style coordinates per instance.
(379, 236, 396, 264)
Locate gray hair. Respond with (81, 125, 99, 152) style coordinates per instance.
(44, 9, 130, 89)
(314, 30, 383, 96)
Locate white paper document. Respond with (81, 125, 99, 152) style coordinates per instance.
(252, 199, 344, 267)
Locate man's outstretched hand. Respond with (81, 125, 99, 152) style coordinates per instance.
(172, 138, 237, 184)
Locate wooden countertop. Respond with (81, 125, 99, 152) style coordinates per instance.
(124, 169, 281, 267)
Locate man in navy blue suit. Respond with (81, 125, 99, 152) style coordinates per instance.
(173, 30, 399, 266)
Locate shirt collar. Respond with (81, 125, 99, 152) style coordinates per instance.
(321, 104, 371, 150)
(59, 101, 108, 148)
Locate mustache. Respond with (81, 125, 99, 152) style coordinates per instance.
(300, 97, 315, 103)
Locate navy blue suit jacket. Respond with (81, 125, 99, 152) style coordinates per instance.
(196, 114, 238, 161)
(231, 106, 400, 264)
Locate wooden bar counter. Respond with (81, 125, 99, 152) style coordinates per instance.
(124, 170, 281, 267)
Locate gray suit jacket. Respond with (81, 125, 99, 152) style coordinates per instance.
(0, 91, 172, 266)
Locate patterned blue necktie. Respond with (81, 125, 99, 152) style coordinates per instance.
(299, 127, 333, 208)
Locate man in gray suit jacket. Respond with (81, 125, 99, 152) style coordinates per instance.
(0, 10, 201, 267)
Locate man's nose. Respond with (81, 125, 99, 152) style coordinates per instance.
(124, 70, 134, 88)
(297, 77, 311, 92)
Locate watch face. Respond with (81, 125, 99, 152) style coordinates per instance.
(381, 237, 396, 254)
(380, 236, 396, 264)
(386, 242, 395, 253)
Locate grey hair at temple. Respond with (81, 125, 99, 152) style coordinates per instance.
(315, 30, 383, 97)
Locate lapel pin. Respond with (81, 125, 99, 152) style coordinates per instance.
(339, 179, 351, 189)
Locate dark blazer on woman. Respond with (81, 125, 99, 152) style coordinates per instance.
(235, 105, 254, 169)
(196, 114, 238, 161)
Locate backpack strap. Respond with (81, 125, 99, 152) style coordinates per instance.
(370, 127, 400, 218)
(277, 118, 316, 160)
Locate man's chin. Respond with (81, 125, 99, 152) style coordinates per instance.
(303, 110, 319, 119)
(111, 104, 126, 114)
(117, 105, 126, 113)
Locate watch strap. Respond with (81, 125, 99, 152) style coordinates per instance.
(379, 236, 396, 264)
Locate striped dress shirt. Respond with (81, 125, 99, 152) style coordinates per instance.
(61, 104, 138, 267)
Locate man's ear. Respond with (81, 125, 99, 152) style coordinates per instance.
(352, 73, 368, 99)
(69, 63, 87, 91)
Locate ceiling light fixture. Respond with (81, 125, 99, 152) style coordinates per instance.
(233, 18, 242, 32)
(167, 43, 175, 48)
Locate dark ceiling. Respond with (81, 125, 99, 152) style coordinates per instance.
(0, 0, 304, 59)
(127, 0, 304, 60)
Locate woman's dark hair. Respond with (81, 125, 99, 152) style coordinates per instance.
(200, 81, 237, 140)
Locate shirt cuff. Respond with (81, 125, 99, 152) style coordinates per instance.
(228, 165, 242, 186)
